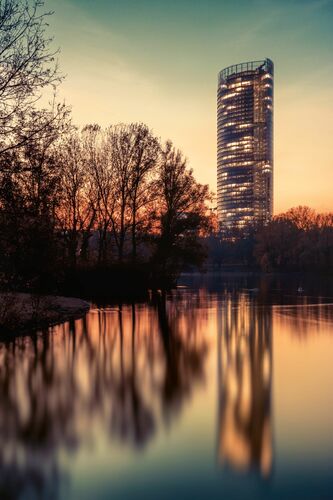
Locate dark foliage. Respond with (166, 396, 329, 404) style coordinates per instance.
(206, 206, 333, 273)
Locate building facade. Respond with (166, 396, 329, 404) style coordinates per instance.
(217, 59, 273, 232)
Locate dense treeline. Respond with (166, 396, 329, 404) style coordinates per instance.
(0, 0, 212, 294)
(0, 122, 212, 292)
(255, 206, 333, 271)
(208, 206, 333, 273)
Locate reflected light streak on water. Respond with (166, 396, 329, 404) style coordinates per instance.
(0, 274, 332, 499)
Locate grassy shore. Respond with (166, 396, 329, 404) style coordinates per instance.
(0, 293, 90, 338)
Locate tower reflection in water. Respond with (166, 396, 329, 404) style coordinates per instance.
(217, 294, 273, 477)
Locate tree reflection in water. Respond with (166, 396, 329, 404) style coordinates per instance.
(275, 302, 333, 338)
(217, 294, 273, 478)
(0, 291, 209, 499)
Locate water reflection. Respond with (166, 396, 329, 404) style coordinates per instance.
(217, 294, 273, 477)
(275, 302, 333, 337)
(0, 281, 333, 499)
(0, 292, 209, 499)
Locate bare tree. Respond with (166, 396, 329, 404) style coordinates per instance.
(0, 106, 71, 288)
(105, 123, 160, 262)
(57, 130, 97, 267)
(105, 124, 131, 261)
(278, 206, 317, 231)
(254, 206, 333, 271)
(107, 123, 159, 261)
(127, 123, 160, 260)
(158, 141, 211, 236)
(153, 141, 212, 281)
(83, 124, 115, 264)
(57, 123, 160, 265)
(0, 0, 63, 155)
(14, 106, 71, 215)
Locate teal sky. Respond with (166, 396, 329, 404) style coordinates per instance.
(47, 0, 333, 212)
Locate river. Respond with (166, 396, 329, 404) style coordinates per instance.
(0, 273, 332, 499)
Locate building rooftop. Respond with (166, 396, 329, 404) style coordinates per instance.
(218, 58, 273, 85)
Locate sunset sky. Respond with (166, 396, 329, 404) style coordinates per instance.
(47, 0, 333, 213)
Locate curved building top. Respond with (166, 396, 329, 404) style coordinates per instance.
(218, 58, 274, 85)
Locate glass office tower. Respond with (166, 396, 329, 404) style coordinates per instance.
(217, 59, 273, 233)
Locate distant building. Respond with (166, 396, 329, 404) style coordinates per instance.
(217, 59, 273, 233)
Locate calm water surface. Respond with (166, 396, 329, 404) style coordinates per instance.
(0, 274, 333, 499)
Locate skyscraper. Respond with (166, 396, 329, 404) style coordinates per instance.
(217, 59, 273, 233)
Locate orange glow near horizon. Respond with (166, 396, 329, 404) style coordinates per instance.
(46, 0, 333, 214)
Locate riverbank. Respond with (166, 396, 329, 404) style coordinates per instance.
(0, 293, 90, 338)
